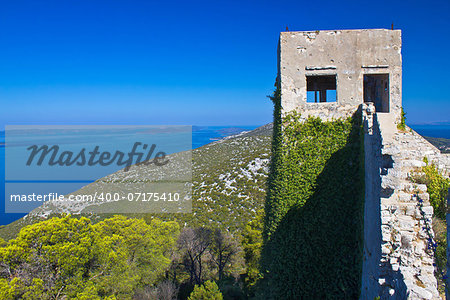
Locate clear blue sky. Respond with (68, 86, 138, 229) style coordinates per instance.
(0, 0, 449, 128)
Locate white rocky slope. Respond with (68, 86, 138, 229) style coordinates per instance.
(0, 126, 273, 239)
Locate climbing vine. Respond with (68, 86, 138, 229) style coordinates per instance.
(397, 107, 407, 131)
(411, 158, 450, 219)
(260, 83, 365, 298)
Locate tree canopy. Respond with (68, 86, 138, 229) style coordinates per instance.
(188, 280, 223, 300)
(0, 215, 179, 300)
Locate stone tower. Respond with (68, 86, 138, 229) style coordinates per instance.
(278, 29, 402, 123)
(278, 29, 450, 299)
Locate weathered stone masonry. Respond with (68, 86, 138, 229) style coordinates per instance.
(279, 29, 402, 123)
(278, 29, 449, 299)
(363, 104, 443, 300)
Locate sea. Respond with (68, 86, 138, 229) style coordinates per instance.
(1, 124, 449, 226)
(409, 125, 450, 139)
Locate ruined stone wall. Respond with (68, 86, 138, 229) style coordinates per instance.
(392, 127, 450, 176)
(438, 154, 450, 175)
(361, 103, 383, 299)
(278, 29, 402, 123)
(361, 103, 442, 299)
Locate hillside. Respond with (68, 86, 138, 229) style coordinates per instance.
(1, 123, 446, 241)
(423, 136, 450, 153)
(0, 124, 273, 240)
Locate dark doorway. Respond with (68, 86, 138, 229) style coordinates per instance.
(363, 74, 389, 112)
(306, 75, 337, 103)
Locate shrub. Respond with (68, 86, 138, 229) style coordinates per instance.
(241, 210, 263, 294)
(397, 107, 406, 130)
(188, 281, 223, 300)
(412, 158, 449, 219)
(432, 217, 447, 294)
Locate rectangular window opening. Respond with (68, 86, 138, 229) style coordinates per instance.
(306, 75, 337, 103)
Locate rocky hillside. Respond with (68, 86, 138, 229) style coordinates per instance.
(0, 124, 273, 240)
(1, 123, 446, 241)
(423, 136, 450, 153)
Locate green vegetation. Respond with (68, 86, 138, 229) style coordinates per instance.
(260, 84, 365, 298)
(0, 214, 247, 299)
(412, 159, 449, 293)
(0, 215, 179, 299)
(412, 158, 449, 219)
(241, 209, 263, 295)
(433, 217, 447, 294)
(397, 107, 406, 131)
(173, 227, 242, 286)
(188, 280, 223, 300)
(0, 123, 273, 299)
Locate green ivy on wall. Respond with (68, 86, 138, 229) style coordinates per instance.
(260, 82, 365, 299)
(397, 107, 406, 131)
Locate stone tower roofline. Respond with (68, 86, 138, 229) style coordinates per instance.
(280, 28, 400, 34)
(278, 28, 402, 124)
